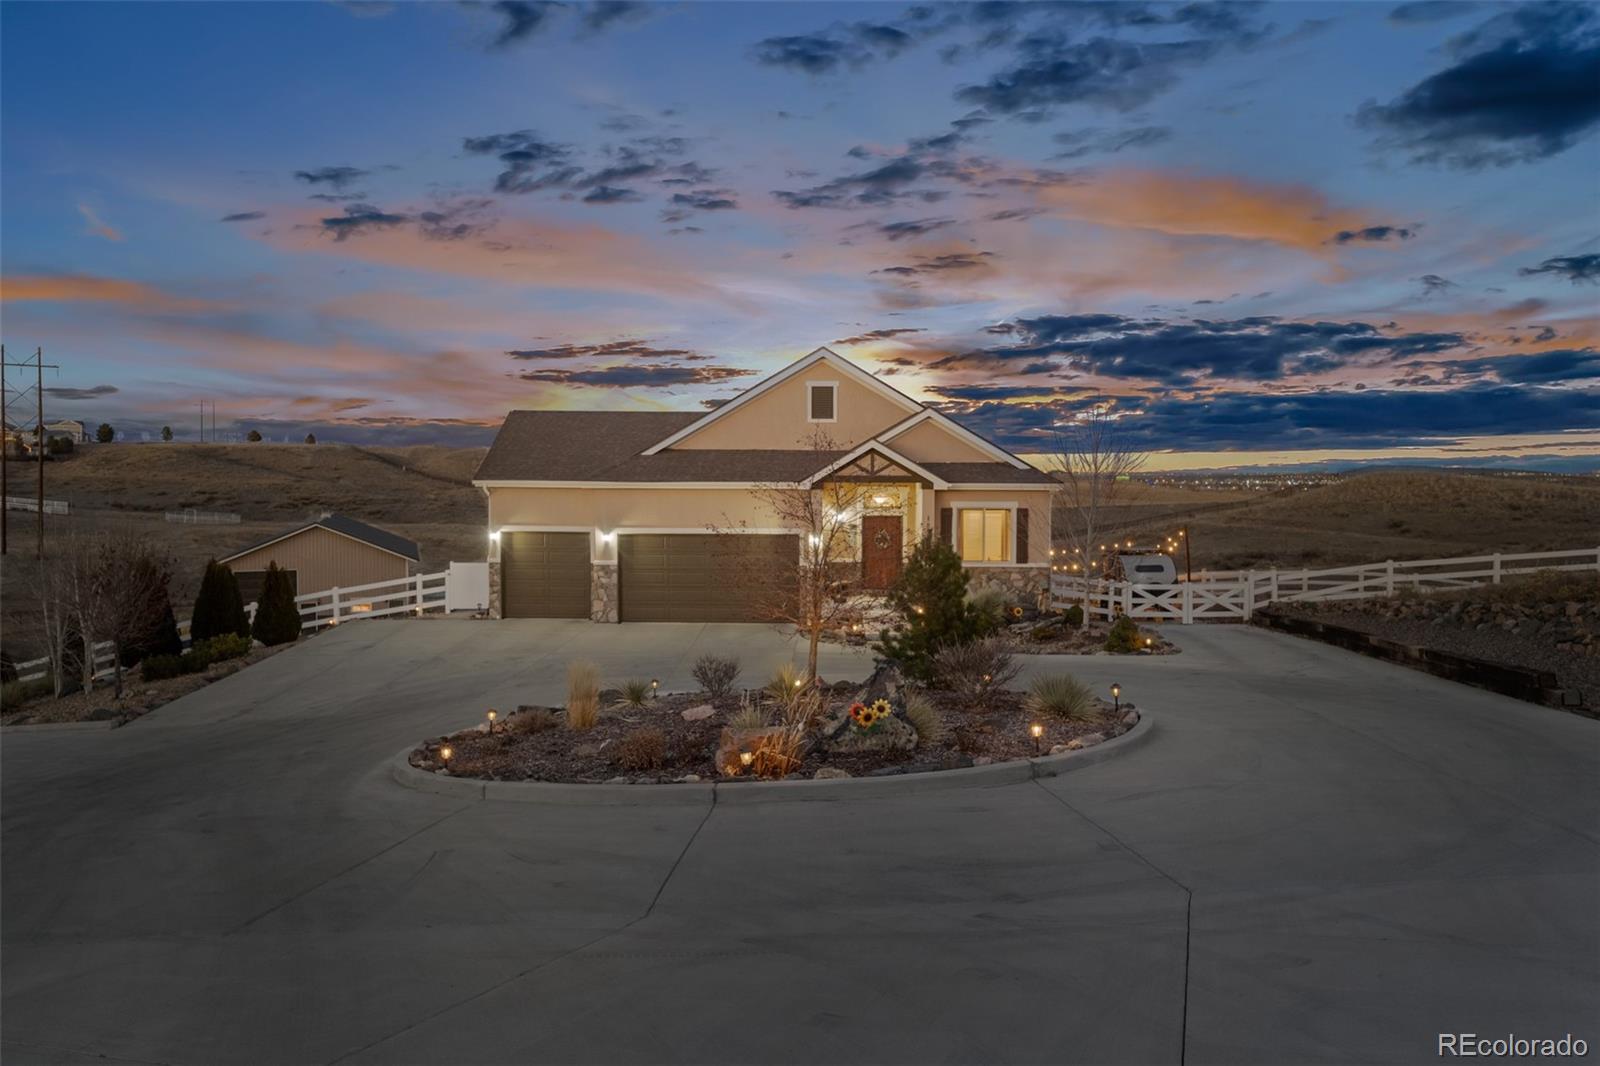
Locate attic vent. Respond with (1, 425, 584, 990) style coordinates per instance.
(808, 382, 837, 422)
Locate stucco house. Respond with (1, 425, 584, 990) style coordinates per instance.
(474, 346, 1056, 622)
(219, 512, 420, 604)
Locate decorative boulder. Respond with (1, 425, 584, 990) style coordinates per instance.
(680, 703, 716, 722)
(1065, 732, 1106, 751)
(817, 660, 917, 754)
(813, 766, 852, 780)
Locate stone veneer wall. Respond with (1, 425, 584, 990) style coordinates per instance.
(591, 564, 619, 623)
(487, 560, 502, 619)
(965, 566, 1050, 609)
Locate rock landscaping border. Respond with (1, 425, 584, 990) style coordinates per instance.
(389, 708, 1154, 806)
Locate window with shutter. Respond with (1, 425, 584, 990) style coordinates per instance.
(807, 382, 837, 422)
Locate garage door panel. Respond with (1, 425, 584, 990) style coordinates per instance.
(502, 532, 590, 618)
(620, 534, 796, 622)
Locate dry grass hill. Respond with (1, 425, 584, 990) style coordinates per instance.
(2, 443, 488, 616)
(1107, 470, 1600, 571)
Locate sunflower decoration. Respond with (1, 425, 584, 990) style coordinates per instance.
(870, 698, 894, 718)
(848, 701, 882, 731)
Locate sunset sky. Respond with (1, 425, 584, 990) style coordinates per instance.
(2, 0, 1597, 470)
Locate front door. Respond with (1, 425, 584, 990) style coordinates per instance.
(861, 515, 903, 590)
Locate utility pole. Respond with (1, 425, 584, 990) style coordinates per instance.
(0, 346, 60, 558)
(2, 344, 8, 555)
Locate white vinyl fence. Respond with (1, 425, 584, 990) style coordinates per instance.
(4, 495, 68, 515)
(1051, 546, 1600, 625)
(164, 509, 241, 525)
(12, 567, 463, 685)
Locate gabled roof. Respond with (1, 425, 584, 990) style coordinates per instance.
(804, 440, 950, 488)
(640, 346, 924, 456)
(221, 512, 421, 565)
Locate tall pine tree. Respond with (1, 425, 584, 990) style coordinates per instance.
(191, 560, 250, 643)
(251, 562, 301, 646)
(874, 535, 987, 681)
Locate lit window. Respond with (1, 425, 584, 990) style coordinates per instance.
(808, 383, 837, 422)
(959, 509, 1011, 563)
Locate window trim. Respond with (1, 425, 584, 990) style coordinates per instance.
(953, 502, 1017, 566)
(806, 380, 839, 424)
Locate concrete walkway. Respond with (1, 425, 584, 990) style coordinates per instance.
(2, 620, 1595, 1064)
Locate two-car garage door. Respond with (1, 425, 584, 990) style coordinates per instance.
(500, 531, 798, 622)
(619, 533, 797, 622)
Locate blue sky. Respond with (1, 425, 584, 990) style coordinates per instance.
(2, 0, 1597, 468)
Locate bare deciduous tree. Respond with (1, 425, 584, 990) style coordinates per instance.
(1045, 400, 1149, 615)
(82, 530, 175, 698)
(716, 430, 875, 680)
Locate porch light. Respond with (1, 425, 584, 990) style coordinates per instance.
(600, 531, 615, 543)
(871, 493, 893, 507)
(1110, 683, 1121, 713)
(489, 530, 500, 543)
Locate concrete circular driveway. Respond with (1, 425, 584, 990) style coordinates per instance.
(3, 620, 1596, 1064)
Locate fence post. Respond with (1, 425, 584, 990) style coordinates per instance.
(1182, 583, 1193, 624)
(1492, 554, 1502, 585)
(1385, 560, 1394, 596)
(331, 586, 342, 625)
(1269, 569, 1279, 604)
(1242, 575, 1253, 620)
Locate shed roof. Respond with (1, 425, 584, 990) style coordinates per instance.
(221, 512, 421, 564)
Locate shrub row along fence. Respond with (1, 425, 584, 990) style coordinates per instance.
(14, 568, 457, 683)
(3, 496, 69, 515)
(163, 509, 241, 525)
(1050, 546, 1600, 625)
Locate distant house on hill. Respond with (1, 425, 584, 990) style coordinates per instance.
(219, 512, 420, 602)
(44, 419, 86, 443)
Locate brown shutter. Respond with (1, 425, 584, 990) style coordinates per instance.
(939, 508, 953, 545)
(1016, 508, 1029, 564)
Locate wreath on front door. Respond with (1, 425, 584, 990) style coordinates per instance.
(873, 529, 892, 550)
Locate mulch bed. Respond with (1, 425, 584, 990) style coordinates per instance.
(1001, 621, 1181, 656)
(411, 686, 1138, 784)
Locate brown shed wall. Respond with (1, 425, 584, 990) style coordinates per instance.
(224, 526, 412, 595)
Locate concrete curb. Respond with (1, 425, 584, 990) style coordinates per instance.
(388, 711, 1153, 806)
(2, 718, 119, 733)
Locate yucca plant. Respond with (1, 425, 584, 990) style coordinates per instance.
(1025, 672, 1097, 721)
(765, 661, 805, 705)
(618, 678, 652, 707)
(729, 690, 767, 730)
(566, 660, 601, 730)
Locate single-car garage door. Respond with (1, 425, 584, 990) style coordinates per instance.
(620, 533, 797, 622)
(501, 531, 590, 618)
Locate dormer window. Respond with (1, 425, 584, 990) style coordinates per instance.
(808, 381, 837, 423)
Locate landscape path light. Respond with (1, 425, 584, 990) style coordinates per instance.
(1030, 722, 1043, 755)
(1111, 683, 1122, 713)
(486, 709, 497, 733)
(650, 678, 660, 700)
(439, 745, 454, 768)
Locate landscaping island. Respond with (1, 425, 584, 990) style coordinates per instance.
(410, 657, 1142, 785)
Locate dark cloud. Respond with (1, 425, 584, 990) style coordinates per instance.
(417, 198, 495, 240)
(1439, 347, 1600, 384)
(219, 211, 266, 223)
(1388, 1, 1480, 24)
(987, 206, 1046, 223)
(875, 251, 996, 277)
(775, 155, 929, 209)
(1331, 225, 1415, 244)
(940, 383, 1600, 452)
(831, 328, 927, 346)
(1419, 273, 1457, 295)
(1050, 124, 1173, 159)
(317, 203, 409, 241)
(1356, 3, 1600, 168)
(506, 340, 704, 361)
(578, 1, 648, 35)
(306, 192, 369, 203)
(484, 1, 560, 46)
(873, 217, 957, 241)
(515, 364, 757, 387)
(294, 165, 370, 189)
(752, 20, 919, 74)
(44, 384, 118, 400)
(1518, 253, 1600, 283)
(463, 128, 712, 201)
(933, 313, 1472, 384)
(669, 189, 738, 211)
(582, 185, 643, 204)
